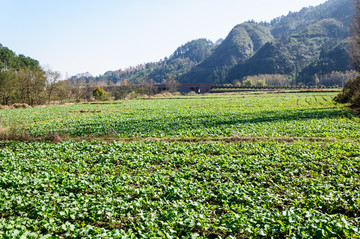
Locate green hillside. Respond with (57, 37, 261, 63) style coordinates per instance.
(270, 0, 352, 38)
(296, 40, 352, 85)
(226, 17, 350, 83)
(81, 39, 216, 85)
(179, 23, 274, 84)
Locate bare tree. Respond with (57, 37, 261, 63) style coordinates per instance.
(73, 78, 91, 101)
(162, 76, 180, 92)
(46, 70, 61, 103)
(17, 68, 46, 105)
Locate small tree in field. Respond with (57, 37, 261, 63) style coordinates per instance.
(93, 87, 108, 101)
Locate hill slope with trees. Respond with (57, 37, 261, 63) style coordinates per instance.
(77, 39, 217, 85)
(179, 23, 274, 84)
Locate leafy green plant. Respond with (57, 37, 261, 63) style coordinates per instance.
(93, 86, 108, 101)
(0, 140, 359, 237)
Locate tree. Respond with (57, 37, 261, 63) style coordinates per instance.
(162, 76, 179, 92)
(242, 79, 253, 87)
(72, 78, 91, 101)
(121, 78, 129, 86)
(335, 0, 360, 108)
(46, 70, 61, 103)
(15, 68, 46, 105)
(93, 86, 108, 101)
(53, 80, 72, 102)
(351, 0, 360, 72)
(314, 74, 320, 88)
(0, 70, 16, 105)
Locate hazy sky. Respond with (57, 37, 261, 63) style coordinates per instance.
(1, 0, 328, 77)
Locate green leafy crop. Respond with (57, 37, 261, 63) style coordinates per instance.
(0, 140, 359, 238)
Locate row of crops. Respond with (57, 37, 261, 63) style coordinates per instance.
(0, 93, 358, 140)
(0, 91, 359, 238)
(0, 140, 359, 238)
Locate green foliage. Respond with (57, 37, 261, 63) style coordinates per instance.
(0, 44, 39, 71)
(270, 0, 352, 38)
(335, 75, 360, 107)
(296, 40, 352, 86)
(73, 38, 216, 85)
(241, 74, 292, 86)
(169, 39, 214, 63)
(92, 86, 108, 101)
(225, 0, 352, 85)
(0, 44, 47, 105)
(113, 84, 157, 100)
(180, 23, 274, 84)
(0, 92, 356, 140)
(242, 79, 253, 87)
(0, 140, 359, 237)
(0, 68, 47, 106)
(0, 91, 359, 237)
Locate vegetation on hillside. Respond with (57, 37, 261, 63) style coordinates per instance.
(72, 39, 217, 85)
(227, 16, 351, 84)
(179, 23, 274, 84)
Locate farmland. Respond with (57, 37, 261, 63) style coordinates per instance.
(1, 92, 359, 140)
(0, 91, 360, 238)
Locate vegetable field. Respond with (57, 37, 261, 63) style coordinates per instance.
(0, 92, 359, 140)
(0, 92, 359, 238)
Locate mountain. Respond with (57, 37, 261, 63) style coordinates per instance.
(74, 72, 93, 79)
(220, 0, 353, 84)
(179, 23, 274, 84)
(296, 39, 352, 85)
(79, 39, 216, 85)
(76, 0, 354, 86)
(227, 16, 351, 82)
(270, 0, 352, 38)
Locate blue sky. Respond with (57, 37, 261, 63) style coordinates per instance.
(1, 0, 328, 77)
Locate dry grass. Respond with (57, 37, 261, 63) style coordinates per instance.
(0, 126, 62, 143)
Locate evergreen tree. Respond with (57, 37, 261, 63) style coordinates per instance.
(93, 87, 108, 101)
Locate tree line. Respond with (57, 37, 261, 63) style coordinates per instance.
(0, 45, 72, 106)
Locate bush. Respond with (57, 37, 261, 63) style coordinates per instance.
(334, 75, 360, 107)
(93, 87, 108, 101)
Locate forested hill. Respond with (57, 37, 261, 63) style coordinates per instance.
(0, 44, 40, 70)
(270, 0, 352, 38)
(180, 23, 274, 84)
(74, 0, 354, 86)
(79, 39, 218, 85)
(225, 0, 353, 84)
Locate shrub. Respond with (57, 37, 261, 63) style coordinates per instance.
(334, 75, 360, 107)
(93, 87, 108, 101)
